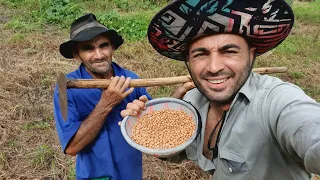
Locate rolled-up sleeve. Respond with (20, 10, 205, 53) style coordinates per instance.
(263, 83, 320, 174)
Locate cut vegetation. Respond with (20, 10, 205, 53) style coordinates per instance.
(0, 0, 319, 179)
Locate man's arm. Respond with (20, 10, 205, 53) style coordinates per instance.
(263, 83, 320, 174)
(65, 76, 134, 156)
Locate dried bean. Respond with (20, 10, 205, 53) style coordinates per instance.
(131, 109, 195, 149)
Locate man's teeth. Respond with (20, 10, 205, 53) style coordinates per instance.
(208, 79, 227, 84)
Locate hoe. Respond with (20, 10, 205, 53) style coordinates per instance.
(57, 67, 288, 121)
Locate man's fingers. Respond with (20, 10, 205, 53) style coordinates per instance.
(116, 76, 126, 89)
(122, 87, 134, 97)
(138, 95, 149, 103)
(183, 82, 196, 90)
(126, 100, 146, 113)
(109, 76, 120, 88)
(120, 108, 137, 118)
(120, 77, 131, 92)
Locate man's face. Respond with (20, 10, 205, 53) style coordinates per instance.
(187, 34, 255, 104)
(74, 34, 114, 76)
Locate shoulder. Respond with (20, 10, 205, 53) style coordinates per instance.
(248, 73, 316, 108)
(112, 62, 140, 79)
(250, 73, 306, 99)
(251, 73, 284, 90)
(65, 65, 83, 79)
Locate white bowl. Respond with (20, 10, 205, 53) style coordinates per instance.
(121, 97, 200, 158)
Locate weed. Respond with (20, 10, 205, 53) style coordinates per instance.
(293, 0, 320, 23)
(21, 121, 51, 131)
(4, 20, 28, 31)
(97, 9, 160, 42)
(32, 0, 84, 27)
(0, 151, 7, 169)
(149, 86, 175, 98)
(10, 33, 25, 43)
(30, 144, 55, 169)
(67, 159, 76, 179)
(7, 140, 19, 148)
(289, 71, 305, 79)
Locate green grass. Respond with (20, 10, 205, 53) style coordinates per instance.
(21, 121, 51, 131)
(30, 144, 54, 168)
(293, 0, 320, 23)
(1, 0, 168, 41)
(7, 140, 19, 148)
(0, 151, 7, 168)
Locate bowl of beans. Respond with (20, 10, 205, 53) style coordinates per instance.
(121, 97, 200, 158)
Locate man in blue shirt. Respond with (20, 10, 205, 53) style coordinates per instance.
(53, 13, 152, 180)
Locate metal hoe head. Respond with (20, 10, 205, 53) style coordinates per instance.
(57, 73, 68, 121)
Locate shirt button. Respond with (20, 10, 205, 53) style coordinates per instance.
(229, 167, 233, 173)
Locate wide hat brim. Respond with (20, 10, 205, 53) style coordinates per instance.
(60, 27, 123, 59)
(148, 0, 294, 61)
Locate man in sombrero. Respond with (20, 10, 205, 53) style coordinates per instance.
(121, 0, 320, 179)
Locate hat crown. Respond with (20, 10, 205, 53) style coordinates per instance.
(147, 0, 294, 61)
(69, 13, 107, 39)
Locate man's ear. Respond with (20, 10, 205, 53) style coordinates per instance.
(72, 50, 81, 62)
(249, 47, 256, 65)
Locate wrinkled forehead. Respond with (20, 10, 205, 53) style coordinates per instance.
(76, 34, 112, 48)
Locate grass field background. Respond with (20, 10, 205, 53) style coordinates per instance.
(0, 0, 319, 179)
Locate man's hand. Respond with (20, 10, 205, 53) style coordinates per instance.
(171, 82, 195, 99)
(120, 95, 149, 118)
(65, 76, 134, 156)
(100, 76, 134, 108)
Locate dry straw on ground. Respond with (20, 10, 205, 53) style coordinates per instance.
(0, 2, 319, 180)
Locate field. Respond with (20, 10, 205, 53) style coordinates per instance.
(0, 0, 319, 179)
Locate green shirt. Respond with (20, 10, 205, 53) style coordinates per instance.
(184, 73, 320, 180)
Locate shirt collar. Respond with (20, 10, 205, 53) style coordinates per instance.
(237, 72, 257, 102)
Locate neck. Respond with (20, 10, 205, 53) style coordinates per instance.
(86, 68, 114, 79)
(209, 102, 231, 114)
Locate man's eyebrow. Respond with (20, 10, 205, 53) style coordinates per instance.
(219, 44, 241, 51)
(100, 42, 110, 46)
(81, 44, 93, 49)
(190, 47, 208, 54)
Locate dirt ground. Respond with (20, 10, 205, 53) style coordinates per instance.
(0, 1, 319, 180)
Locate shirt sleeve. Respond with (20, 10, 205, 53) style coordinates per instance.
(53, 85, 82, 153)
(263, 83, 320, 174)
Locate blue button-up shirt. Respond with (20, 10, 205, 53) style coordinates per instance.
(54, 62, 152, 180)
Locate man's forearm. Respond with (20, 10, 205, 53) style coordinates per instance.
(65, 101, 113, 156)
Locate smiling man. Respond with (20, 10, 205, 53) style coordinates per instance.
(53, 13, 152, 180)
(121, 0, 320, 179)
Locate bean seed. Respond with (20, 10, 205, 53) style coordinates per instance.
(131, 109, 195, 149)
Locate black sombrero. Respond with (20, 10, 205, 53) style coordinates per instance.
(147, 0, 294, 61)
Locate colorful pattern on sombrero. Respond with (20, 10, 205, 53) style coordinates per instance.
(148, 0, 294, 60)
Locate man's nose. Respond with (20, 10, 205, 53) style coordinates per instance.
(93, 48, 104, 59)
(207, 53, 224, 73)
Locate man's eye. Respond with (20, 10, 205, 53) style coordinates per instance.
(224, 50, 238, 54)
(193, 53, 206, 58)
(82, 46, 93, 51)
(100, 42, 109, 48)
